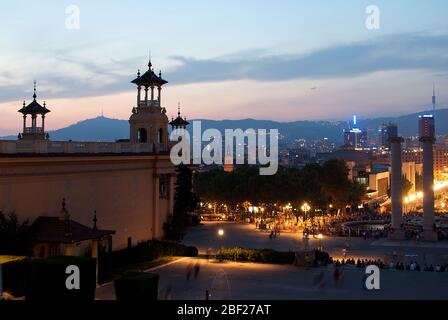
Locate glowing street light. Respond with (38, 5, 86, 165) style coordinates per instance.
(301, 202, 311, 222)
(301, 202, 311, 241)
(218, 229, 225, 237)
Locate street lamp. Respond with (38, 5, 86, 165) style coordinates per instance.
(218, 229, 225, 237)
(301, 202, 311, 232)
(301, 203, 311, 250)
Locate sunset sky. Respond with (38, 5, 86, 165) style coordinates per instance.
(1, 0, 448, 135)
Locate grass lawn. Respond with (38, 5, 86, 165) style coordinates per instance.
(0, 255, 27, 265)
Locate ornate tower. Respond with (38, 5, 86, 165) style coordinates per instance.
(129, 58, 169, 151)
(169, 102, 190, 130)
(18, 81, 50, 140)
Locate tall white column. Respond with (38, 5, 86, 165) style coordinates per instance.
(421, 137, 437, 241)
(389, 137, 405, 239)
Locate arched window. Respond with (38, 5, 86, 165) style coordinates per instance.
(137, 128, 148, 143)
(158, 128, 163, 144)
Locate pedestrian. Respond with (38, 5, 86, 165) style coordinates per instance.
(186, 264, 193, 281)
(163, 285, 172, 300)
(194, 262, 201, 279)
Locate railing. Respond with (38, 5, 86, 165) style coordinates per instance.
(0, 140, 169, 155)
(23, 127, 44, 134)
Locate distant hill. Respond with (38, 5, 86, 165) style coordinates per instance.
(2, 108, 448, 142)
(1, 116, 129, 142)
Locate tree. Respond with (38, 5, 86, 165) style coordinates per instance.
(321, 159, 353, 213)
(402, 176, 413, 196)
(164, 164, 198, 241)
(0, 212, 32, 255)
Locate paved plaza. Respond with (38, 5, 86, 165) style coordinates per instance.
(96, 222, 448, 300)
(183, 222, 448, 265)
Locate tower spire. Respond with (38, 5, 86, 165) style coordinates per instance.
(33, 80, 37, 100)
(148, 49, 152, 69)
(178, 101, 181, 116)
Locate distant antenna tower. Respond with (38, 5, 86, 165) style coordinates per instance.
(432, 83, 436, 114)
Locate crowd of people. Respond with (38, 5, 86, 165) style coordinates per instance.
(331, 258, 448, 273)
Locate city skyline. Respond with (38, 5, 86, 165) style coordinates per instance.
(1, 1, 448, 135)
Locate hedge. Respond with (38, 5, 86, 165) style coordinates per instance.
(216, 248, 332, 266)
(114, 271, 159, 301)
(25, 256, 97, 302)
(216, 248, 295, 264)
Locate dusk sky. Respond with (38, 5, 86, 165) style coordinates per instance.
(1, 0, 448, 135)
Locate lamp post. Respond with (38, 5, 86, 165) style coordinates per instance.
(301, 202, 311, 234)
(301, 202, 311, 250)
(217, 228, 225, 262)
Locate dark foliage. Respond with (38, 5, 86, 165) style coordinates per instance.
(165, 164, 199, 240)
(25, 256, 97, 302)
(194, 160, 365, 213)
(0, 212, 32, 255)
(114, 271, 159, 301)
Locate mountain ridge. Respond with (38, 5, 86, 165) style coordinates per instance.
(1, 108, 447, 142)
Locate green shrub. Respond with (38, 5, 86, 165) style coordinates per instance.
(114, 271, 159, 301)
(216, 248, 295, 264)
(25, 256, 96, 302)
(216, 248, 331, 265)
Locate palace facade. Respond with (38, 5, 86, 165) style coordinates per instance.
(0, 58, 184, 252)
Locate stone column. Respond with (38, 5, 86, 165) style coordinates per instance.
(144, 86, 149, 106)
(158, 86, 162, 106)
(23, 115, 26, 132)
(389, 137, 405, 240)
(421, 137, 437, 241)
(150, 86, 155, 103)
(137, 86, 141, 106)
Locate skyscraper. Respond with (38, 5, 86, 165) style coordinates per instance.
(343, 115, 368, 149)
(379, 123, 398, 150)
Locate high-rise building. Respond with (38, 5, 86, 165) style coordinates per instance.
(343, 115, 368, 149)
(419, 115, 435, 139)
(379, 123, 398, 150)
